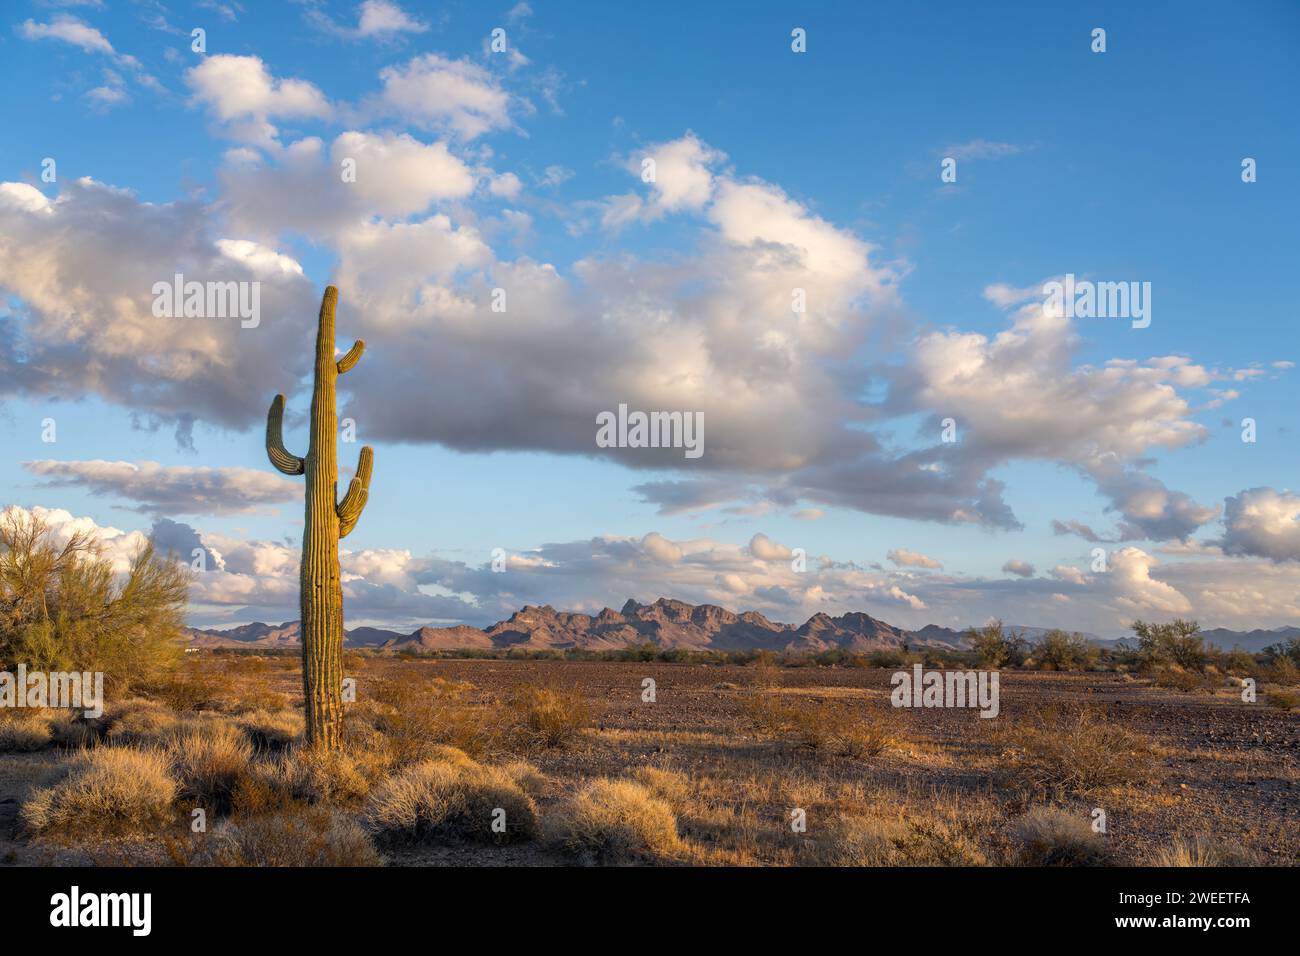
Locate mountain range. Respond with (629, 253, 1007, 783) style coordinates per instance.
(184, 598, 1297, 654)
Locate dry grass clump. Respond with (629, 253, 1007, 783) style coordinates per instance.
(105, 698, 181, 745)
(234, 708, 304, 751)
(1011, 807, 1108, 866)
(47, 711, 104, 749)
(1145, 835, 1262, 867)
(166, 719, 253, 813)
(0, 710, 54, 751)
(798, 814, 911, 866)
(746, 693, 903, 760)
(187, 807, 383, 867)
(798, 812, 990, 867)
(507, 683, 591, 749)
(498, 759, 552, 800)
(252, 745, 387, 807)
(363, 749, 537, 844)
(22, 747, 178, 838)
(543, 778, 682, 864)
(1001, 705, 1156, 798)
(626, 766, 692, 810)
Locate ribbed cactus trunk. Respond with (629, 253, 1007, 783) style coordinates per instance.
(301, 289, 344, 748)
(266, 286, 373, 750)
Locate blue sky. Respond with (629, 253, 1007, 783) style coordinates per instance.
(1, 0, 1298, 636)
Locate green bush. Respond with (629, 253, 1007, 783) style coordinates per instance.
(1036, 630, 1097, 671)
(968, 622, 1029, 668)
(1132, 619, 1207, 672)
(0, 509, 189, 692)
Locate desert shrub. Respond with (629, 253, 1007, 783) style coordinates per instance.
(1264, 637, 1300, 668)
(543, 778, 680, 863)
(799, 814, 986, 867)
(1132, 619, 1208, 672)
(795, 703, 901, 759)
(1266, 656, 1298, 684)
(968, 622, 1029, 668)
(0, 710, 54, 751)
(362, 675, 507, 762)
(22, 747, 178, 838)
(1002, 705, 1156, 798)
(867, 648, 915, 669)
(363, 752, 537, 844)
(1012, 807, 1108, 866)
(746, 694, 902, 759)
(0, 508, 188, 692)
(888, 817, 989, 865)
(235, 708, 304, 751)
(167, 719, 254, 813)
(506, 683, 591, 749)
(1219, 648, 1257, 675)
(106, 698, 181, 745)
(1264, 689, 1298, 710)
(141, 662, 234, 712)
(1153, 665, 1213, 694)
(748, 654, 784, 689)
(1035, 630, 1097, 671)
(743, 687, 790, 736)
(230, 686, 291, 714)
(614, 642, 659, 663)
(188, 807, 383, 867)
(1145, 835, 1261, 867)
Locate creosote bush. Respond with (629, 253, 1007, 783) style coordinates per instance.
(746, 692, 903, 759)
(969, 621, 1029, 668)
(506, 683, 591, 749)
(1133, 619, 1208, 672)
(1001, 705, 1156, 798)
(1034, 630, 1098, 671)
(361, 674, 508, 762)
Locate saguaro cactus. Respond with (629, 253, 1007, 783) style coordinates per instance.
(265, 286, 373, 749)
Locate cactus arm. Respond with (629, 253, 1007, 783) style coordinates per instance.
(265, 394, 305, 475)
(336, 445, 373, 538)
(337, 340, 364, 375)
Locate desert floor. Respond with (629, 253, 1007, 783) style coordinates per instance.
(1, 657, 1296, 866)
